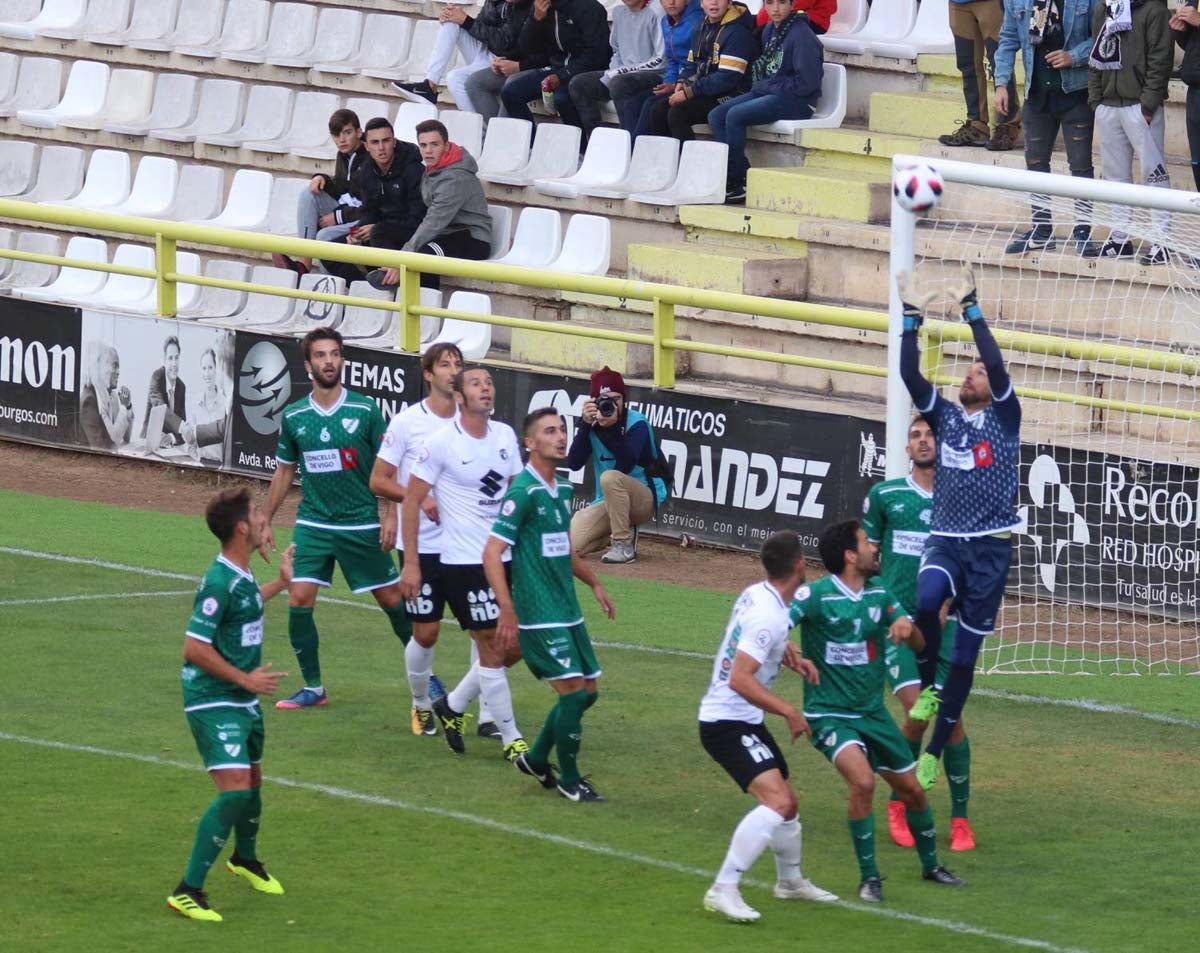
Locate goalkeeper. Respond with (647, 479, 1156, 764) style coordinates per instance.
(895, 268, 1021, 790)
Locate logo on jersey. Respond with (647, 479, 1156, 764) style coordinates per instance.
(1016, 454, 1091, 595)
(342, 418, 360, 435)
(466, 587, 499, 623)
(740, 733, 773, 764)
(479, 469, 504, 498)
(920, 508, 931, 525)
(501, 499, 516, 516)
(223, 744, 242, 758)
(868, 606, 881, 623)
(753, 629, 771, 650)
(201, 597, 219, 617)
(973, 441, 994, 467)
(238, 341, 291, 435)
(340, 448, 359, 469)
(320, 426, 331, 443)
(499, 448, 509, 460)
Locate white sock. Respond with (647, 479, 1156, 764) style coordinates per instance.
(771, 816, 803, 881)
(405, 640, 435, 708)
(477, 665, 520, 743)
(471, 641, 494, 724)
(447, 663, 481, 714)
(716, 804, 784, 886)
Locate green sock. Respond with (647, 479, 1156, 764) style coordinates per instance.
(384, 602, 411, 647)
(183, 789, 252, 889)
(555, 689, 589, 786)
(944, 737, 971, 818)
(288, 606, 321, 686)
(233, 787, 262, 862)
(584, 690, 599, 711)
(529, 700, 559, 768)
(905, 805, 939, 871)
(890, 738, 922, 802)
(848, 815, 879, 879)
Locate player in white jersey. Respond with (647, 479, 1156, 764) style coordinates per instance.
(697, 531, 836, 923)
(400, 367, 527, 762)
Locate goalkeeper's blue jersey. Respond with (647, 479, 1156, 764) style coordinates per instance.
(916, 388, 1021, 537)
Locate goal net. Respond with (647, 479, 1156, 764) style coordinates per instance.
(887, 155, 1200, 675)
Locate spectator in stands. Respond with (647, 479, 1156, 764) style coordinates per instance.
(499, 0, 612, 128)
(751, 0, 836, 36)
(642, 0, 759, 143)
(1085, 0, 1173, 264)
(274, 109, 368, 279)
(141, 335, 187, 448)
(320, 117, 426, 286)
(567, 366, 669, 565)
(1172, 1, 1200, 191)
(460, 0, 538, 122)
(631, 0, 705, 139)
(565, 0, 666, 141)
(939, 1, 1021, 151)
(367, 120, 492, 293)
(709, 0, 823, 204)
(80, 345, 132, 452)
(392, 0, 531, 115)
(996, 0, 1099, 256)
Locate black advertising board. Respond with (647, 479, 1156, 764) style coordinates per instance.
(0, 297, 82, 444)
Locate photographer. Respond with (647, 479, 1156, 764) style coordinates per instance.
(567, 367, 668, 564)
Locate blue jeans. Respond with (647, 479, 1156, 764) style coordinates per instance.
(707, 92, 813, 181)
(501, 67, 575, 127)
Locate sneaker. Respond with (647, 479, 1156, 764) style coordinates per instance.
(1139, 243, 1170, 266)
(557, 777, 605, 802)
(167, 885, 222, 922)
(703, 884, 761, 922)
(773, 876, 838, 902)
(226, 854, 284, 895)
(271, 253, 309, 279)
(1070, 224, 1092, 254)
(391, 79, 438, 105)
(724, 182, 747, 205)
(276, 687, 327, 710)
(1004, 225, 1055, 255)
(1080, 238, 1135, 260)
(502, 737, 530, 763)
(428, 673, 447, 702)
(916, 752, 940, 791)
(887, 799, 915, 848)
(922, 865, 965, 887)
(514, 751, 558, 789)
(907, 685, 940, 722)
(412, 707, 437, 737)
(984, 121, 1021, 152)
(600, 540, 636, 564)
(949, 817, 977, 852)
(477, 720, 502, 740)
(937, 119, 990, 147)
(857, 875, 884, 903)
(364, 268, 398, 293)
(432, 695, 466, 754)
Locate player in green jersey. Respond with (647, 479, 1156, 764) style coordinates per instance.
(790, 520, 963, 903)
(862, 418, 976, 852)
(262, 327, 411, 709)
(484, 407, 615, 802)
(168, 487, 293, 922)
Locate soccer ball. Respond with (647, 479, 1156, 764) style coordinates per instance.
(892, 163, 944, 214)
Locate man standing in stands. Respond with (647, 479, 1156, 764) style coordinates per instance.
(938, 0, 1021, 151)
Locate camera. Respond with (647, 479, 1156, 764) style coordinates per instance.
(596, 396, 617, 418)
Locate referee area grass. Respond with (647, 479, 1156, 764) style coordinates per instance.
(1, 488, 1195, 953)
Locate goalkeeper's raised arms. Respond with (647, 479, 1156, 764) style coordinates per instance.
(896, 270, 936, 332)
(947, 267, 984, 324)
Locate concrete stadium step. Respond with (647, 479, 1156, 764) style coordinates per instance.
(746, 166, 891, 224)
(869, 90, 970, 140)
(626, 241, 806, 298)
(798, 127, 924, 176)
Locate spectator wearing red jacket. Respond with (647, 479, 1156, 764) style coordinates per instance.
(754, 0, 836, 34)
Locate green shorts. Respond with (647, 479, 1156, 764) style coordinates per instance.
(186, 704, 264, 771)
(808, 706, 916, 775)
(519, 624, 602, 681)
(292, 523, 399, 593)
(884, 618, 958, 696)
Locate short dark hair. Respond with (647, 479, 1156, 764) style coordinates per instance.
(163, 335, 180, 356)
(818, 520, 861, 575)
(421, 342, 463, 379)
(452, 365, 486, 394)
(523, 406, 563, 437)
(364, 116, 394, 137)
(760, 530, 803, 579)
(415, 119, 449, 143)
(301, 326, 344, 362)
(328, 108, 361, 136)
(205, 486, 252, 545)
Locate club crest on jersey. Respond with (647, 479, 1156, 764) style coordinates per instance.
(499, 448, 509, 460)
(224, 744, 242, 757)
(868, 606, 881, 623)
(340, 448, 358, 469)
(920, 508, 931, 524)
(973, 441, 994, 467)
(342, 418, 360, 434)
(320, 426, 331, 443)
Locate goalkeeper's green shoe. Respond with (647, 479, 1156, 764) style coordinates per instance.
(227, 855, 284, 895)
(916, 753, 940, 791)
(908, 686, 941, 723)
(166, 886, 222, 922)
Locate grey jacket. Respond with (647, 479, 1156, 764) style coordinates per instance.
(402, 148, 493, 253)
(1087, 0, 1173, 112)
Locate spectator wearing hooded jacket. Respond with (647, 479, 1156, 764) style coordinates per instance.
(632, 0, 705, 138)
(644, 0, 759, 143)
(753, 0, 836, 34)
(709, 0, 822, 203)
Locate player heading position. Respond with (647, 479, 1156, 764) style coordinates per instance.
(791, 521, 963, 902)
(486, 408, 616, 802)
(263, 327, 413, 709)
(897, 268, 1021, 790)
(862, 418, 976, 851)
(168, 487, 293, 922)
(698, 531, 837, 923)
(401, 367, 528, 761)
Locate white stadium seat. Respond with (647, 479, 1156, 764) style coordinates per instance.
(226, 1, 318, 65)
(108, 156, 180, 217)
(151, 78, 246, 144)
(12, 236, 108, 303)
(486, 205, 512, 260)
(171, 252, 203, 312)
(332, 281, 394, 340)
(88, 0, 180, 47)
(0, 140, 38, 197)
(582, 135, 679, 199)
(548, 214, 610, 276)
(0, 227, 17, 281)
(0, 0, 40, 22)
(534, 127, 629, 199)
(872, 0, 954, 59)
(821, 0, 916, 55)
(0, 231, 65, 292)
(628, 140, 727, 206)
(105, 73, 199, 137)
(189, 169, 273, 231)
(41, 0, 132, 40)
(0, 0, 86, 40)
(429, 291, 491, 359)
(0, 56, 63, 118)
(196, 84, 293, 149)
(132, 0, 221, 53)
(272, 7, 362, 69)
(394, 101, 438, 144)
(439, 109, 484, 161)
(363, 19, 441, 82)
(179, 258, 250, 320)
(290, 96, 388, 160)
(269, 273, 350, 335)
(417, 287, 443, 346)
(89, 243, 157, 313)
(49, 149, 132, 211)
(315, 13, 412, 76)
(243, 91, 340, 156)
(176, 0, 268, 59)
(476, 117, 532, 178)
(824, 0, 868, 38)
(0, 51, 18, 100)
(162, 164, 224, 221)
(58, 67, 154, 132)
(264, 177, 309, 236)
(17, 60, 110, 130)
(12, 145, 85, 203)
(481, 124, 580, 187)
(756, 63, 848, 133)
(208, 265, 298, 328)
(493, 207, 562, 268)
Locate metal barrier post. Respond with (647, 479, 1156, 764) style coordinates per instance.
(399, 265, 421, 353)
(156, 233, 177, 317)
(922, 328, 944, 384)
(653, 297, 675, 389)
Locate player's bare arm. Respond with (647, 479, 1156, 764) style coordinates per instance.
(380, 502, 398, 552)
(728, 652, 810, 742)
(483, 535, 519, 649)
(261, 461, 296, 555)
(571, 549, 615, 620)
(258, 543, 295, 601)
(399, 475, 433, 598)
(890, 615, 922, 651)
(782, 642, 819, 684)
(182, 639, 288, 696)
(368, 457, 405, 503)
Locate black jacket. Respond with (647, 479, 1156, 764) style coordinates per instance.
(316, 143, 369, 226)
(354, 143, 427, 245)
(464, 0, 531, 60)
(1175, 14, 1200, 87)
(516, 0, 612, 79)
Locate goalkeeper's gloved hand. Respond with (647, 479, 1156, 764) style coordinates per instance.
(897, 270, 936, 332)
(948, 266, 984, 324)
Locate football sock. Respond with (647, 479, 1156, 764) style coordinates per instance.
(716, 804, 782, 886)
(384, 602, 411, 646)
(183, 789, 253, 889)
(927, 663, 975, 758)
(529, 700, 558, 767)
(470, 641, 494, 723)
(914, 607, 943, 689)
(944, 737, 971, 818)
(287, 606, 321, 686)
(890, 738, 922, 802)
(771, 816, 803, 882)
(232, 787, 262, 862)
(905, 805, 939, 871)
(554, 688, 588, 786)
(848, 815, 879, 879)
(478, 666, 520, 744)
(447, 663, 481, 714)
(405, 640, 435, 709)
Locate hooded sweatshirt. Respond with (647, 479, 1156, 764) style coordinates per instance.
(753, 0, 835, 34)
(356, 141, 426, 242)
(751, 12, 823, 105)
(517, 0, 613, 79)
(680, 1, 759, 100)
(604, 0, 667, 81)
(660, 0, 705, 84)
(402, 145, 493, 253)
